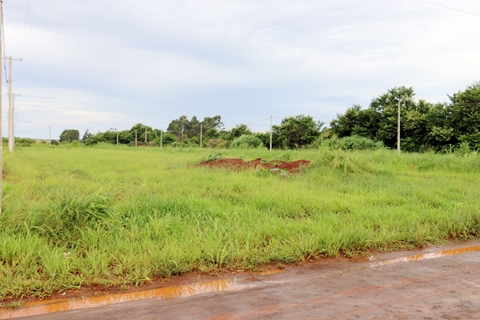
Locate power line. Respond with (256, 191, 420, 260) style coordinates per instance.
(19, 0, 29, 91)
(1, 2, 6, 81)
(418, 0, 480, 18)
(21, 0, 29, 56)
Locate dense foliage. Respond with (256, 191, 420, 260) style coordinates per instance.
(229, 135, 264, 149)
(59, 129, 80, 143)
(331, 82, 480, 152)
(49, 81, 480, 152)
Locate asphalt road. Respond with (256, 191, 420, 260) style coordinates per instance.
(6, 240, 480, 320)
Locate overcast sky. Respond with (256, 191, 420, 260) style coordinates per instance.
(2, 0, 480, 139)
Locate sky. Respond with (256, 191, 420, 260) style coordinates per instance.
(2, 0, 480, 139)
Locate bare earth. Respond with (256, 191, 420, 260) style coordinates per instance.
(9, 239, 480, 320)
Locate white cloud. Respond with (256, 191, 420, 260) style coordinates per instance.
(2, 0, 480, 137)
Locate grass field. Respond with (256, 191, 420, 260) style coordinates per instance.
(1, 145, 480, 300)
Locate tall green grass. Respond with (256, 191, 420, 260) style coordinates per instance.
(1, 146, 480, 299)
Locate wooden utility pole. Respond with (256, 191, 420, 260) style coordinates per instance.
(7, 56, 22, 152)
(135, 130, 138, 147)
(12, 93, 20, 148)
(200, 123, 202, 148)
(397, 99, 401, 154)
(145, 128, 147, 144)
(269, 115, 273, 151)
(160, 130, 163, 148)
(181, 116, 184, 142)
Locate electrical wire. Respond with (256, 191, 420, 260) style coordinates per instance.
(21, 0, 28, 57)
(418, 0, 480, 18)
(247, 117, 270, 125)
(19, 0, 29, 91)
(1, 1, 6, 82)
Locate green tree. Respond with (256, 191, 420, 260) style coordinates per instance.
(202, 115, 224, 132)
(167, 115, 224, 142)
(369, 86, 415, 149)
(230, 135, 264, 149)
(274, 115, 323, 149)
(130, 123, 157, 144)
(59, 129, 80, 143)
(167, 116, 188, 141)
(330, 105, 379, 140)
(81, 130, 92, 143)
(228, 124, 252, 140)
(449, 82, 480, 150)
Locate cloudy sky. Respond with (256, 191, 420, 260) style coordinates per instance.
(2, 0, 480, 139)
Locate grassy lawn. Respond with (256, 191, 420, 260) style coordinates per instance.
(1, 145, 479, 300)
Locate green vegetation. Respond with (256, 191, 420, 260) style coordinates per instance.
(1, 145, 480, 301)
(72, 81, 480, 152)
(230, 135, 264, 149)
(331, 82, 480, 152)
(59, 129, 80, 143)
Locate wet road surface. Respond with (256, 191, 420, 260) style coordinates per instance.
(4, 240, 480, 319)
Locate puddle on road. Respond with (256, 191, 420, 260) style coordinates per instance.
(0, 278, 250, 319)
(258, 269, 284, 276)
(368, 245, 480, 268)
(2, 246, 479, 319)
(341, 245, 480, 276)
(0, 269, 285, 319)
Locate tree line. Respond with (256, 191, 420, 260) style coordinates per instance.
(60, 81, 480, 152)
(330, 82, 480, 152)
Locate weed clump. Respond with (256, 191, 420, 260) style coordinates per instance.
(313, 135, 384, 151)
(27, 193, 116, 244)
(314, 150, 373, 173)
(230, 135, 265, 149)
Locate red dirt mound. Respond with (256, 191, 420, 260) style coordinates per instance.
(196, 158, 310, 173)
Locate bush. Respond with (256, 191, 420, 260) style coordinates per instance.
(15, 138, 36, 147)
(320, 136, 383, 151)
(456, 142, 478, 157)
(206, 138, 229, 149)
(230, 135, 264, 149)
(27, 193, 115, 244)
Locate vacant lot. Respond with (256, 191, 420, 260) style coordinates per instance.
(1, 145, 479, 301)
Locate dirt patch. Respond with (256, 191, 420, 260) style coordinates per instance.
(196, 158, 311, 173)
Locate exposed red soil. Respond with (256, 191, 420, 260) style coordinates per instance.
(196, 158, 310, 173)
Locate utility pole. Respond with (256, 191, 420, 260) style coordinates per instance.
(160, 130, 163, 148)
(181, 116, 184, 142)
(269, 115, 273, 151)
(0, 0, 3, 216)
(181, 97, 185, 142)
(135, 130, 138, 147)
(200, 123, 202, 148)
(12, 94, 20, 147)
(7, 57, 22, 152)
(116, 131, 119, 145)
(145, 128, 147, 144)
(397, 99, 401, 154)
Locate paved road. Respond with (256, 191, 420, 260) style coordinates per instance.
(9, 240, 480, 319)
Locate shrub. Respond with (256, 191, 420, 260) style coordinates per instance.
(230, 135, 264, 149)
(15, 138, 36, 147)
(320, 136, 383, 151)
(206, 138, 229, 149)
